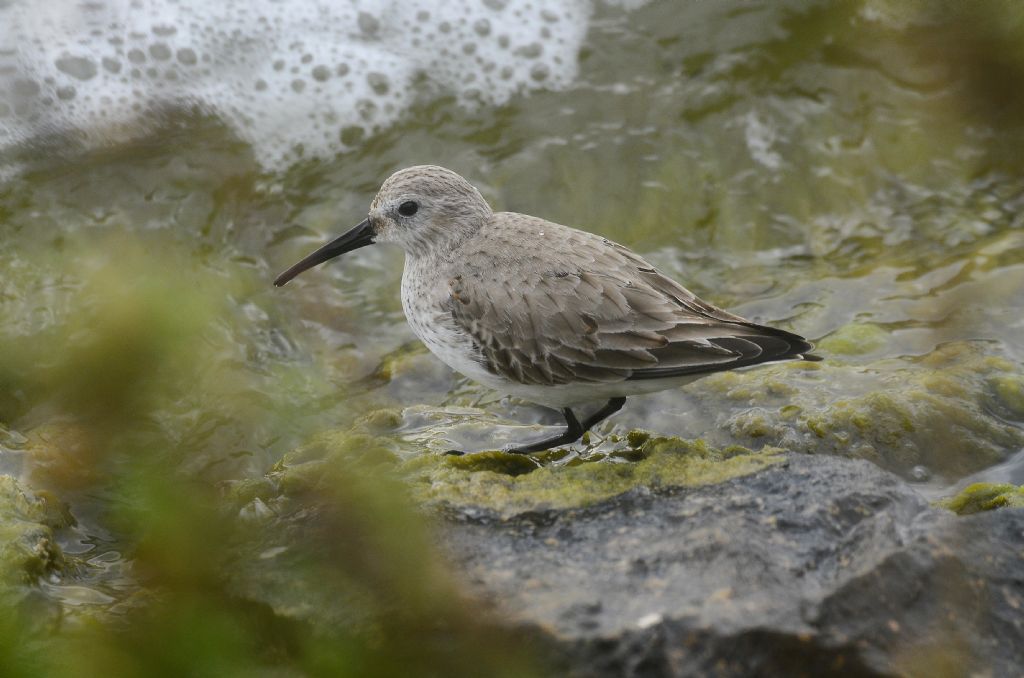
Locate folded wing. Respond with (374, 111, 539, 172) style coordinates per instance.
(446, 249, 817, 387)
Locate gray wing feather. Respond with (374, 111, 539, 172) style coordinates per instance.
(444, 219, 815, 387)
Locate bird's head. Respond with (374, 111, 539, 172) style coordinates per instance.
(274, 165, 491, 286)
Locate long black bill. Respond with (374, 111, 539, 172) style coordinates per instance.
(274, 218, 375, 287)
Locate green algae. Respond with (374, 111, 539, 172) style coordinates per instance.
(402, 435, 784, 518)
(989, 374, 1024, 419)
(940, 483, 1024, 515)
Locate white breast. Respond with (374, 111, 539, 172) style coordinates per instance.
(400, 260, 508, 391)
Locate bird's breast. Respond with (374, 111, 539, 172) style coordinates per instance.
(400, 261, 504, 389)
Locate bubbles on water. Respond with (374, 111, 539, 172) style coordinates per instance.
(357, 12, 381, 37)
(149, 43, 172, 61)
(311, 65, 330, 82)
(0, 0, 597, 170)
(177, 49, 198, 66)
(55, 56, 99, 81)
(367, 73, 390, 96)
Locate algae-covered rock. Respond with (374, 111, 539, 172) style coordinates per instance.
(212, 409, 1024, 677)
(403, 436, 782, 518)
(438, 454, 1024, 677)
(222, 422, 787, 626)
(0, 475, 69, 589)
(990, 374, 1024, 419)
(700, 341, 1024, 477)
(941, 482, 1024, 515)
(236, 414, 783, 520)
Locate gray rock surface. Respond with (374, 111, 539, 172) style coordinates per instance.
(438, 454, 1024, 677)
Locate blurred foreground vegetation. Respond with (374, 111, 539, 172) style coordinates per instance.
(0, 245, 541, 676)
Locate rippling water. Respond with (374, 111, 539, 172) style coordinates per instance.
(2, 0, 1023, 630)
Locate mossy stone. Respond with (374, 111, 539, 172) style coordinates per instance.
(940, 482, 1024, 515)
(404, 436, 784, 518)
(990, 374, 1024, 418)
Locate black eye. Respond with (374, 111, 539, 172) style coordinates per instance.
(398, 201, 419, 217)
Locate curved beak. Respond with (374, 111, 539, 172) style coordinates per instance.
(274, 218, 375, 287)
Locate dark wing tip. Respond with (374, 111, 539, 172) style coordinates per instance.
(626, 324, 819, 381)
(740, 324, 818, 362)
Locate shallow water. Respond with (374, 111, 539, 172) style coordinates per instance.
(2, 0, 1024, 644)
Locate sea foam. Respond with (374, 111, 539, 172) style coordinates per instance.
(0, 0, 600, 170)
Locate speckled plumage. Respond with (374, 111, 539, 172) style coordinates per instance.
(277, 165, 819, 453)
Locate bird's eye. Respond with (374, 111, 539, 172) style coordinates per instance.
(398, 201, 419, 217)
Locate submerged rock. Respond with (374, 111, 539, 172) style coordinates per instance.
(699, 341, 1024, 478)
(438, 454, 1024, 677)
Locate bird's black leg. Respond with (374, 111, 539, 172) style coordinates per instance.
(503, 407, 584, 455)
(445, 398, 628, 456)
(503, 397, 627, 455)
(580, 397, 627, 432)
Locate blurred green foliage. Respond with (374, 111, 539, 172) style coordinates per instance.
(0, 243, 542, 676)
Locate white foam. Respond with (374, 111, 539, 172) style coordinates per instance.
(743, 111, 783, 170)
(0, 0, 599, 170)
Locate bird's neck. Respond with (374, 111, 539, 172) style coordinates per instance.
(404, 216, 486, 261)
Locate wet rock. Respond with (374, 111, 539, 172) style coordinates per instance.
(251, 419, 784, 520)
(437, 454, 1024, 677)
(0, 475, 68, 596)
(699, 341, 1024, 478)
(404, 435, 783, 518)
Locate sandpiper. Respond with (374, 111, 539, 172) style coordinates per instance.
(275, 165, 819, 454)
